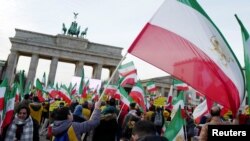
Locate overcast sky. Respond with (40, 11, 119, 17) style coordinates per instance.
(0, 0, 249, 85)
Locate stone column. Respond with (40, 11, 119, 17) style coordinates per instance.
(74, 61, 84, 77)
(48, 57, 58, 85)
(5, 51, 19, 84)
(27, 54, 39, 85)
(161, 87, 165, 96)
(92, 64, 102, 79)
(110, 66, 119, 84)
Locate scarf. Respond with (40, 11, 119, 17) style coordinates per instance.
(5, 115, 34, 141)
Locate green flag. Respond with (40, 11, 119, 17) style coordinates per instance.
(36, 79, 43, 91)
(18, 70, 25, 98)
(164, 106, 185, 141)
(24, 81, 31, 94)
(79, 68, 84, 95)
(42, 72, 46, 87)
(235, 14, 250, 106)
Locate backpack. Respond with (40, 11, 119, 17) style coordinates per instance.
(54, 131, 69, 141)
(154, 112, 163, 126)
(53, 125, 78, 141)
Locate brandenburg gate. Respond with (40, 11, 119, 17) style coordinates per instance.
(5, 29, 123, 85)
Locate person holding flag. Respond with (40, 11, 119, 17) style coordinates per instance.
(51, 100, 102, 141)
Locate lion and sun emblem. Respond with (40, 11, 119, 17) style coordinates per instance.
(210, 36, 234, 66)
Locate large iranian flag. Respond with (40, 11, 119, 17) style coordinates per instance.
(235, 15, 250, 106)
(128, 0, 244, 115)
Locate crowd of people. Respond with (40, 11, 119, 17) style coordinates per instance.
(0, 92, 250, 141)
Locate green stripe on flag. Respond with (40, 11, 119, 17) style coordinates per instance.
(178, 0, 210, 21)
(36, 79, 43, 91)
(164, 106, 185, 140)
(172, 91, 185, 105)
(235, 15, 249, 40)
(235, 15, 250, 106)
(118, 61, 134, 69)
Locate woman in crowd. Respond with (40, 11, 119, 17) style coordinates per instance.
(2, 105, 39, 141)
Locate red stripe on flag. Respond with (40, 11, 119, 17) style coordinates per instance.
(0, 98, 4, 110)
(128, 23, 240, 114)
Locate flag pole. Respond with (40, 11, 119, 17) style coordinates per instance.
(81, 52, 127, 140)
(117, 103, 125, 120)
(98, 52, 127, 102)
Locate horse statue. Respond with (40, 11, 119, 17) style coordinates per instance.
(62, 23, 67, 35)
(67, 21, 78, 36)
(76, 26, 81, 37)
(80, 27, 88, 38)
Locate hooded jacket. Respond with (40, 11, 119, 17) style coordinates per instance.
(52, 109, 101, 141)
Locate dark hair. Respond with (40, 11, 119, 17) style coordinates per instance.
(82, 101, 89, 108)
(149, 106, 155, 112)
(130, 103, 136, 109)
(59, 102, 65, 108)
(33, 96, 39, 102)
(52, 107, 71, 120)
(17, 105, 30, 118)
(136, 109, 142, 117)
(132, 120, 157, 138)
(109, 98, 116, 106)
(24, 94, 30, 100)
(210, 106, 221, 116)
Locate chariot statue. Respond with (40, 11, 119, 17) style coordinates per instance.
(61, 12, 88, 38)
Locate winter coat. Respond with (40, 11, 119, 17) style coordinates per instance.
(52, 109, 101, 141)
(92, 113, 118, 141)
